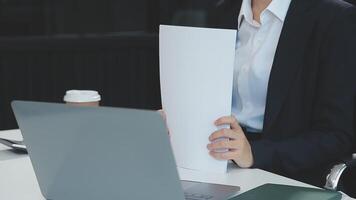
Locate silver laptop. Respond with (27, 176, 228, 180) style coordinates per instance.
(12, 101, 240, 200)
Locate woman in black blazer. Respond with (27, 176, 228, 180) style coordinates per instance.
(204, 0, 356, 186)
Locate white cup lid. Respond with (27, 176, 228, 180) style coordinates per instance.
(64, 90, 101, 103)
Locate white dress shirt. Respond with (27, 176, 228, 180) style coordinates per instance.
(232, 0, 292, 132)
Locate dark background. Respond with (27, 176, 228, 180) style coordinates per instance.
(0, 0, 355, 130)
(0, 0, 220, 130)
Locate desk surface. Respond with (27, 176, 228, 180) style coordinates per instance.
(0, 129, 353, 200)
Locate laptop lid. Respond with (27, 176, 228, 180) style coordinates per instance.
(12, 101, 185, 200)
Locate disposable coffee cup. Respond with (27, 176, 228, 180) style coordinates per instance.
(64, 90, 101, 107)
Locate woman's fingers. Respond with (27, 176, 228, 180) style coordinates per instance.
(207, 139, 240, 151)
(209, 151, 238, 160)
(215, 115, 241, 130)
(209, 128, 239, 141)
(158, 109, 166, 121)
(157, 109, 170, 136)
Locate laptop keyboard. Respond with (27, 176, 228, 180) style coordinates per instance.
(184, 192, 214, 200)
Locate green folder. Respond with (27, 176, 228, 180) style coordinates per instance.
(229, 184, 341, 200)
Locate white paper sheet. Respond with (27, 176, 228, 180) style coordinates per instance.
(159, 25, 237, 173)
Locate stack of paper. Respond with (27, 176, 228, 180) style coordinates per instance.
(159, 25, 237, 173)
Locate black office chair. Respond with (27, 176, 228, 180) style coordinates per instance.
(325, 1, 356, 191)
(324, 98, 356, 198)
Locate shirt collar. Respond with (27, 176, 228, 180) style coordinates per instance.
(238, 0, 254, 28)
(267, 0, 292, 22)
(238, 0, 292, 28)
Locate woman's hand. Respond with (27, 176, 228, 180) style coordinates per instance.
(207, 116, 254, 168)
(158, 109, 166, 121)
(158, 109, 170, 136)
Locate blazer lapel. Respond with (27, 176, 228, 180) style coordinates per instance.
(212, 0, 242, 29)
(263, 0, 317, 132)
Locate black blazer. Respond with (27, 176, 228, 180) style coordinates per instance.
(209, 0, 356, 186)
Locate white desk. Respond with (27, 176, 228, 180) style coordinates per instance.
(0, 129, 353, 200)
